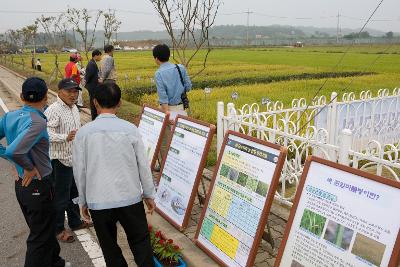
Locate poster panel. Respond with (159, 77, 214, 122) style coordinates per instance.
(194, 131, 287, 267)
(138, 105, 169, 170)
(155, 115, 215, 230)
(276, 156, 400, 267)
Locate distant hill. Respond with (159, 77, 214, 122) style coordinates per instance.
(295, 25, 387, 37)
(2, 24, 396, 49)
(109, 25, 395, 44)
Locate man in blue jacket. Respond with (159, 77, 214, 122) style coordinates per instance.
(0, 77, 69, 267)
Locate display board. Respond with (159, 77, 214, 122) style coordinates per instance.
(138, 105, 169, 170)
(194, 131, 287, 267)
(276, 156, 400, 267)
(155, 115, 215, 230)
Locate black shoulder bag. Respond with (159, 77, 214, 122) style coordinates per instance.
(175, 64, 190, 110)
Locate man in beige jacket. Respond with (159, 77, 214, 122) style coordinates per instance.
(99, 44, 117, 84)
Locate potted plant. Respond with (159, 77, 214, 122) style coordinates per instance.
(149, 225, 187, 267)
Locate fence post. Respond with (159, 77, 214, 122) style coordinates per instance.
(327, 92, 338, 145)
(338, 129, 352, 165)
(227, 102, 235, 131)
(217, 101, 224, 156)
(327, 92, 338, 160)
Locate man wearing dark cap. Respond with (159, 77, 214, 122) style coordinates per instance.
(0, 77, 69, 266)
(45, 78, 92, 244)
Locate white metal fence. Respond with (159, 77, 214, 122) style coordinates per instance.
(216, 88, 400, 207)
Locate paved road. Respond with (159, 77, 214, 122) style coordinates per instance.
(0, 144, 94, 266)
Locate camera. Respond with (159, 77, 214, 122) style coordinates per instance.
(181, 92, 190, 110)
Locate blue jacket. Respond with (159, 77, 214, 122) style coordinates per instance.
(155, 62, 192, 105)
(0, 105, 52, 178)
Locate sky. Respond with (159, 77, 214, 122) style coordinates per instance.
(0, 0, 399, 33)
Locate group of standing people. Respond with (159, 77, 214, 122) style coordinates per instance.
(31, 57, 41, 71)
(65, 44, 116, 120)
(0, 43, 192, 267)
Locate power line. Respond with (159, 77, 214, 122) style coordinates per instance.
(0, 10, 62, 14)
(219, 10, 397, 22)
(293, 0, 386, 136)
(0, 9, 396, 21)
(0, 9, 154, 15)
(245, 9, 253, 46)
(114, 9, 154, 15)
(294, 41, 395, 136)
(337, 12, 341, 43)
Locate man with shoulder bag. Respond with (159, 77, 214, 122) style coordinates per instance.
(152, 44, 192, 120)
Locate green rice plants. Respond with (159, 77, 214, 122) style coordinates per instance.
(299, 209, 326, 237)
(245, 177, 259, 192)
(323, 220, 354, 250)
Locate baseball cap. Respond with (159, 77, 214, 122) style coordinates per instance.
(22, 77, 48, 102)
(58, 78, 82, 91)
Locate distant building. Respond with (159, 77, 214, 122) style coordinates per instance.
(118, 40, 161, 51)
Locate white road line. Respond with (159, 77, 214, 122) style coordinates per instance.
(74, 228, 106, 267)
(0, 96, 9, 113)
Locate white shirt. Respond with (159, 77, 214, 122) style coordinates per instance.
(44, 96, 81, 167)
(72, 114, 155, 210)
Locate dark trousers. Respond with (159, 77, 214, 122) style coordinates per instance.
(90, 202, 154, 267)
(51, 159, 82, 234)
(85, 86, 97, 121)
(89, 93, 98, 120)
(15, 178, 65, 267)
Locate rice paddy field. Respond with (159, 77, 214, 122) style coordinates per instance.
(3, 44, 400, 125)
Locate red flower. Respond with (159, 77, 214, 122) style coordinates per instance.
(159, 239, 165, 245)
(155, 231, 162, 238)
(168, 239, 173, 244)
(173, 245, 180, 250)
(148, 225, 153, 232)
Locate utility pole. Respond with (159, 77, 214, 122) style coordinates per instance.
(245, 9, 253, 46)
(336, 11, 340, 43)
(73, 28, 77, 49)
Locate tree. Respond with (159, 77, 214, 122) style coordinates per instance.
(343, 31, 370, 40)
(103, 9, 122, 45)
(67, 8, 103, 61)
(385, 31, 394, 38)
(21, 24, 38, 49)
(149, 0, 221, 76)
(36, 14, 68, 83)
(6, 29, 24, 51)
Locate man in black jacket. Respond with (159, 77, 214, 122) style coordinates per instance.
(84, 49, 102, 120)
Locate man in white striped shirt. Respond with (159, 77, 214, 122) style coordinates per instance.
(45, 78, 91, 243)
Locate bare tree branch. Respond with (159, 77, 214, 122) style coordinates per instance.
(36, 14, 68, 83)
(66, 8, 103, 61)
(103, 9, 122, 45)
(150, 0, 220, 75)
